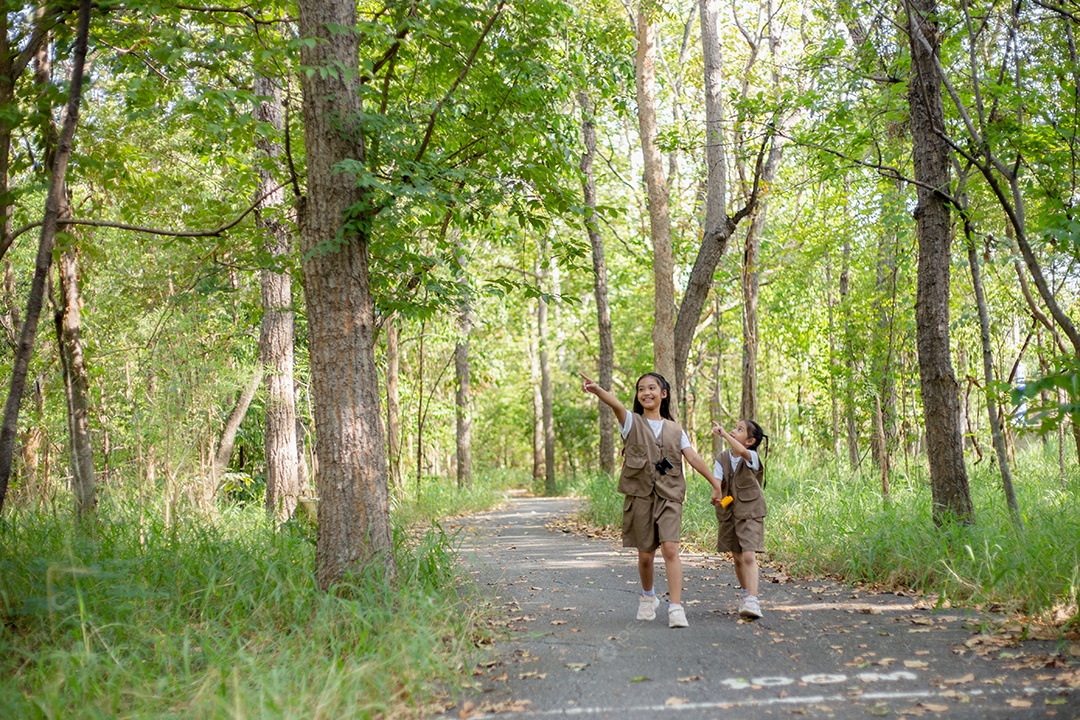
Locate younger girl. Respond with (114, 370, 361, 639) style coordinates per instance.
(582, 371, 722, 628)
(712, 419, 769, 619)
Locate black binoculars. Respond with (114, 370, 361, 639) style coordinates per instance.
(654, 457, 674, 475)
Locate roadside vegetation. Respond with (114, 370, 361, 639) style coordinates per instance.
(577, 441, 1080, 631)
(0, 469, 528, 718)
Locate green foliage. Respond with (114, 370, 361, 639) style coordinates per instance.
(0, 484, 504, 717)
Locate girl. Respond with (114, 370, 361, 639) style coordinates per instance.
(712, 419, 769, 619)
(581, 371, 722, 628)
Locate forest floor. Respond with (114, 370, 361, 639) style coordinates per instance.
(444, 496, 1079, 719)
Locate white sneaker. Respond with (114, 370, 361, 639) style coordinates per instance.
(637, 594, 660, 621)
(668, 604, 689, 628)
(739, 595, 763, 619)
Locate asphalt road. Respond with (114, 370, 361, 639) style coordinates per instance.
(449, 496, 1079, 719)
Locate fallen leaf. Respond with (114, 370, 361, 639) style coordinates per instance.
(1046, 697, 1067, 706)
(918, 701, 949, 712)
(677, 675, 702, 682)
(904, 660, 929, 668)
(1006, 699, 1033, 708)
(518, 671, 546, 680)
(665, 697, 688, 706)
(459, 700, 475, 718)
(550, 620, 566, 625)
(943, 673, 974, 685)
(630, 676, 652, 682)
(876, 658, 897, 667)
(566, 663, 588, 671)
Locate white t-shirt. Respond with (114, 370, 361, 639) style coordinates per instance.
(712, 450, 760, 480)
(621, 413, 691, 450)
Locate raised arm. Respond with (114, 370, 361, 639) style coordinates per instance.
(580, 372, 628, 427)
(713, 421, 753, 462)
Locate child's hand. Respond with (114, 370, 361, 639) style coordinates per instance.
(710, 488, 721, 506)
(712, 421, 726, 437)
(579, 372, 599, 395)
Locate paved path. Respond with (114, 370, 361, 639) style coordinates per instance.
(450, 496, 1079, 719)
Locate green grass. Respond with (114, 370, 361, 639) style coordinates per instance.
(0, 470, 528, 719)
(578, 443, 1080, 625)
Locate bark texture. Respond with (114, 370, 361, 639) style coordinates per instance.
(0, 0, 91, 514)
(254, 74, 301, 521)
(906, 0, 973, 524)
(577, 89, 616, 475)
(636, 3, 677, 407)
(298, 0, 394, 586)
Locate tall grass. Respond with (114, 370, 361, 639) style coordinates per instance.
(0, 469, 529, 718)
(578, 444, 1080, 624)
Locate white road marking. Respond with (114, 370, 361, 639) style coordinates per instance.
(466, 680, 1074, 718)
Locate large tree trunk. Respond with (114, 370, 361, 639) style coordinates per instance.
(577, 89, 616, 475)
(906, 0, 973, 524)
(298, 0, 394, 587)
(0, 0, 91, 515)
(454, 241, 472, 489)
(636, 3, 677, 408)
(254, 74, 301, 522)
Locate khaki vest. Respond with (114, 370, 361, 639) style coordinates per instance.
(618, 414, 686, 503)
(716, 450, 766, 519)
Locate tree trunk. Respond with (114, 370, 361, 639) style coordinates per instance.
(0, 0, 91, 515)
(906, 0, 973, 524)
(454, 241, 472, 489)
(55, 237, 95, 517)
(577, 89, 616, 475)
(673, 0, 733, 416)
(212, 370, 262, 487)
(253, 74, 301, 522)
(964, 229, 1018, 520)
(36, 33, 94, 517)
(841, 237, 858, 468)
(385, 315, 402, 487)
(536, 253, 556, 495)
(740, 213, 761, 422)
(531, 322, 543, 485)
(298, 0, 394, 587)
(636, 3, 677, 409)
(826, 247, 840, 456)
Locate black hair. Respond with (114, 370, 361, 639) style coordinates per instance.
(744, 419, 770, 488)
(632, 372, 674, 421)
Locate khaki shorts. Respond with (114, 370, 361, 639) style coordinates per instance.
(622, 494, 683, 552)
(715, 508, 765, 553)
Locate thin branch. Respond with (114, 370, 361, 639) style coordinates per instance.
(413, 0, 507, 163)
(173, 4, 293, 25)
(7, 182, 288, 245)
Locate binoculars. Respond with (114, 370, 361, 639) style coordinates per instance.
(654, 457, 674, 475)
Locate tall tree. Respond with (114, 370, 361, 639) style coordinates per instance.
(297, 0, 394, 586)
(905, 0, 973, 524)
(577, 88, 616, 475)
(454, 238, 473, 488)
(253, 73, 301, 521)
(635, 2, 677, 404)
(0, 0, 91, 515)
